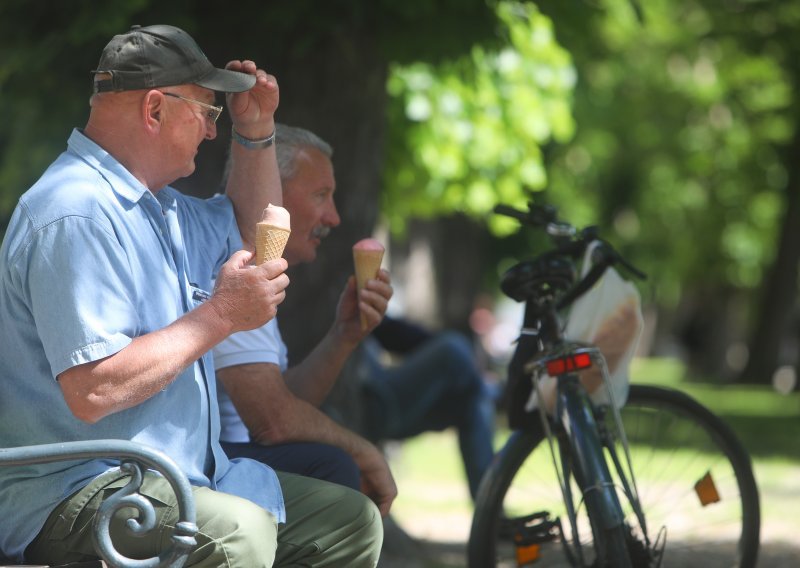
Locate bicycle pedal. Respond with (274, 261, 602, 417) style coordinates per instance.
(507, 513, 562, 567)
(503, 511, 561, 546)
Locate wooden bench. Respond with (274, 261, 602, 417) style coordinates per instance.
(0, 441, 198, 568)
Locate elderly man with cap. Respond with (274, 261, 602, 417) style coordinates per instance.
(0, 25, 382, 567)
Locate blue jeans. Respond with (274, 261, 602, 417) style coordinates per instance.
(222, 441, 361, 491)
(362, 332, 495, 499)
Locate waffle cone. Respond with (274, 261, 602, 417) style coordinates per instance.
(255, 224, 291, 265)
(353, 249, 384, 330)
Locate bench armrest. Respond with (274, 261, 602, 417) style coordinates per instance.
(0, 440, 198, 568)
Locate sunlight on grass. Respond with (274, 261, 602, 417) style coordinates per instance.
(630, 357, 800, 461)
(387, 431, 475, 544)
(631, 357, 800, 419)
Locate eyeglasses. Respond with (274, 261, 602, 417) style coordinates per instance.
(162, 92, 223, 124)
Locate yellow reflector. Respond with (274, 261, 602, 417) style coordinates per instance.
(695, 470, 721, 506)
(515, 542, 541, 565)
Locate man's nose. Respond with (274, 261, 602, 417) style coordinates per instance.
(324, 204, 341, 227)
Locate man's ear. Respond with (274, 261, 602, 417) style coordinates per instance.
(142, 90, 164, 133)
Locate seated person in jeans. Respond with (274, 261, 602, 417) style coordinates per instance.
(213, 124, 398, 515)
(360, 315, 497, 501)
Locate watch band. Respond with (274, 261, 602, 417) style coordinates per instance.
(231, 127, 276, 149)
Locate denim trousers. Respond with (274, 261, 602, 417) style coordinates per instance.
(362, 331, 495, 500)
(221, 440, 361, 490)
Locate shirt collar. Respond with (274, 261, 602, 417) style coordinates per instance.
(67, 128, 151, 205)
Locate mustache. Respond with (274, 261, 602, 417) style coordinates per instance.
(311, 225, 331, 240)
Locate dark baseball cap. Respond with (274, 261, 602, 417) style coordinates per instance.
(92, 24, 256, 94)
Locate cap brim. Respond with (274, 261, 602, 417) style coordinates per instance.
(195, 68, 257, 93)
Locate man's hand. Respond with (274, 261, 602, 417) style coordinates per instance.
(334, 269, 392, 344)
(356, 444, 398, 517)
(224, 60, 279, 139)
(210, 250, 289, 333)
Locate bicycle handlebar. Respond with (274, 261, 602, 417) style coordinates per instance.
(494, 203, 558, 228)
(495, 201, 647, 310)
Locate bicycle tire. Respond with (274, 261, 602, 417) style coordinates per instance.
(468, 384, 760, 567)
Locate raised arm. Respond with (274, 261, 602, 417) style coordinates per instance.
(285, 270, 393, 406)
(222, 60, 282, 249)
(59, 253, 288, 423)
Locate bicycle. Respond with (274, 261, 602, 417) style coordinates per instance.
(468, 202, 760, 567)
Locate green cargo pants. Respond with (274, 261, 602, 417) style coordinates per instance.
(26, 469, 382, 567)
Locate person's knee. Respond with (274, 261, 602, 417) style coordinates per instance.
(325, 483, 382, 542)
(337, 490, 383, 564)
(277, 475, 382, 566)
(434, 332, 483, 389)
(191, 488, 278, 567)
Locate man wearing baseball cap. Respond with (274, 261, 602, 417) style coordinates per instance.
(0, 24, 382, 567)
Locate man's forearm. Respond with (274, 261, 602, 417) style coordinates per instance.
(59, 301, 234, 423)
(225, 137, 282, 248)
(283, 329, 358, 407)
(252, 394, 376, 461)
(221, 361, 398, 515)
(223, 362, 371, 456)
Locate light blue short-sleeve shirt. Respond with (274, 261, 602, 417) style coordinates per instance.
(0, 129, 284, 560)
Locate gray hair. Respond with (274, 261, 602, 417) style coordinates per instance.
(275, 124, 333, 182)
(223, 124, 333, 188)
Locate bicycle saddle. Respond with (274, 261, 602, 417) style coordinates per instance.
(500, 252, 576, 303)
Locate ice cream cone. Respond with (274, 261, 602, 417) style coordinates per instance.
(255, 224, 291, 264)
(353, 239, 385, 330)
(255, 203, 291, 265)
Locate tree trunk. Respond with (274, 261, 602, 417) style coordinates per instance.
(740, 125, 800, 384)
(384, 214, 487, 334)
(271, 32, 390, 364)
(431, 214, 489, 335)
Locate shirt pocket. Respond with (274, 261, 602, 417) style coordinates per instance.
(188, 283, 211, 308)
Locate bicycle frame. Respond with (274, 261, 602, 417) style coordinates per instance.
(525, 345, 636, 564)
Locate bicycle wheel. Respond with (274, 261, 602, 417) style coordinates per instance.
(609, 384, 760, 567)
(469, 428, 626, 566)
(468, 384, 760, 567)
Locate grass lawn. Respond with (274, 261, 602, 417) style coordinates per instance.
(385, 357, 800, 565)
(629, 358, 800, 462)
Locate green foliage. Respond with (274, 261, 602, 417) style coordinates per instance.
(536, 0, 795, 308)
(0, 0, 154, 230)
(383, 0, 795, 313)
(383, 1, 576, 237)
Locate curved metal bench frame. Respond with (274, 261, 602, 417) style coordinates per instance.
(0, 441, 198, 568)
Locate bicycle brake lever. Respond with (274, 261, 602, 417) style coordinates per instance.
(594, 240, 647, 281)
(617, 256, 647, 280)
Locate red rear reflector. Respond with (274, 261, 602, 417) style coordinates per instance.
(546, 353, 592, 376)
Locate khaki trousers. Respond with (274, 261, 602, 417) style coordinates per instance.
(26, 469, 382, 567)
